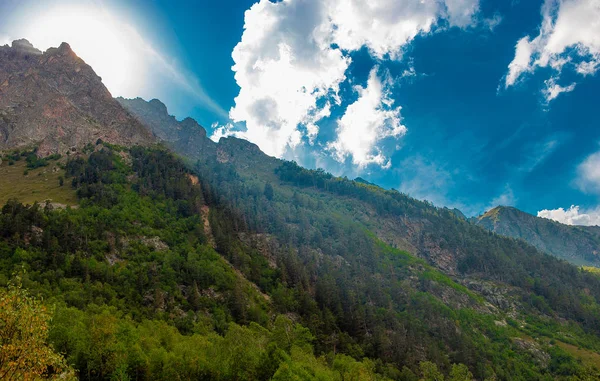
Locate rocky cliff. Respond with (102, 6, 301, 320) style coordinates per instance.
(0, 39, 154, 156)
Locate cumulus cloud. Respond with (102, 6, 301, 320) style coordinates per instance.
(504, 0, 600, 99)
(210, 122, 235, 143)
(576, 150, 600, 194)
(538, 205, 600, 226)
(225, 0, 481, 163)
(328, 68, 406, 167)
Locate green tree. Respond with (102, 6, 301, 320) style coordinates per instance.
(419, 361, 444, 381)
(449, 364, 473, 381)
(264, 182, 274, 201)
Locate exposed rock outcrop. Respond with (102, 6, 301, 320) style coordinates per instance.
(0, 40, 154, 156)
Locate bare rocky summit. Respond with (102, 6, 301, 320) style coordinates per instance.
(0, 39, 154, 156)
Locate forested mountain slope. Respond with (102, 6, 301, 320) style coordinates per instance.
(0, 144, 480, 380)
(4, 141, 600, 379)
(475, 206, 600, 267)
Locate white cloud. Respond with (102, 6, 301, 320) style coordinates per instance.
(0, 34, 10, 46)
(328, 68, 406, 167)
(539, 147, 600, 227)
(504, 0, 600, 99)
(505, 37, 534, 87)
(538, 205, 600, 226)
(482, 13, 503, 31)
(226, 0, 481, 162)
(210, 122, 234, 143)
(576, 60, 600, 75)
(542, 77, 576, 102)
(444, 0, 480, 27)
(576, 150, 600, 194)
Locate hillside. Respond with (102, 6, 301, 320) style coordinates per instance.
(0, 40, 154, 156)
(0, 151, 76, 206)
(476, 206, 600, 267)
(3, 141, 600, 380)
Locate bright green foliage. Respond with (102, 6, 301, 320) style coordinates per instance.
(449, 364, 473, 381)
(419, 362, 445, 381)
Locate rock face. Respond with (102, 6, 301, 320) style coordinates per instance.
(0, 40, 154, 156)
(476, 206, 600, 267)
(116, 97, 216, 160)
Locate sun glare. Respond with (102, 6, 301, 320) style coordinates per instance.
(20, 5, 146, 97)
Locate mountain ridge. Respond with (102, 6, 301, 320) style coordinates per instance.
(116, 96, 217, 161)
(475, 205, 600, 267)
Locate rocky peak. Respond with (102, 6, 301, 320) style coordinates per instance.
(11, 39, 42, 55)
(148, 98, 169, 114)
(44, 42, 78, 59)
(117, 97, 183, 142)
(180, 117, 206, 135)
(216, 136, 280, 172)
(0, 39, 154, 155)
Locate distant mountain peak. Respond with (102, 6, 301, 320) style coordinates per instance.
(11, 39, 42, 55)
(148, 98, 169, 113)
(117, 97, 215, 160)
(476, 205, 600, 266)
(55, 42, 75, 56)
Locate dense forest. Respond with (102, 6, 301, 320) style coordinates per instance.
(1, 143, 600, 380)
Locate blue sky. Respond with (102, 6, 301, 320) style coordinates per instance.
(2, 0, 600, 224)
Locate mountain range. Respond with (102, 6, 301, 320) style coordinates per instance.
(2, 40, 600, 380)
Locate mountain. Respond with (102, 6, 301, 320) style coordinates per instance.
(116, 97, 216, 160)
(0, 40, 154, 156)
(4, 40, 600, 380)
(476, 206, 600, 267)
